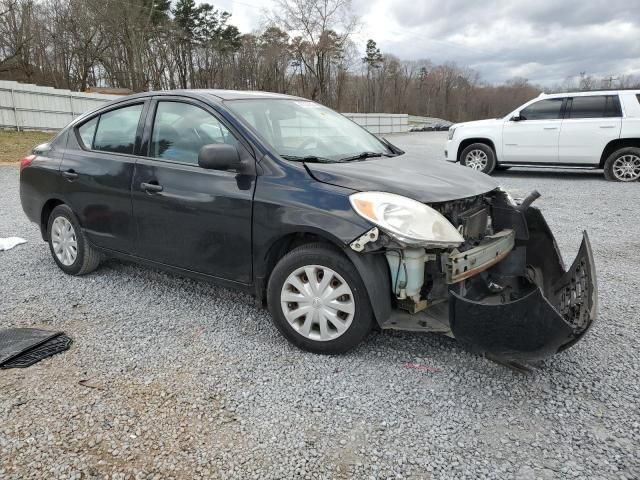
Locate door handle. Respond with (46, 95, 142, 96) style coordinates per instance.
(141, 182, 163, 193)
(600, 125, 616, 129)
(62, 170, 78, 180)
(543, 127, 558, 130)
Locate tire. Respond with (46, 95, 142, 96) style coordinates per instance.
(603, 147, 640, 182)
(267, 243, 373, 354)
(47, 204, 101, 275)
(460, 143, 497, 174)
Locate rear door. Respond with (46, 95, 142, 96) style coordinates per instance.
(131, 97, 256, 284)
(60, 100, 148, 253)
(558, 95, 622, 165)
(502, 97, 565, 164)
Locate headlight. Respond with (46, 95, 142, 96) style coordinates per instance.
(448, 127, 456, 140)
(350, 192, 464, 247)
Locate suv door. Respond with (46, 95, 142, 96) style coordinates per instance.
(558, 95, 622, 165)
(132, 97, 256, 284)
(60, 100, 148, 253)
(502, 98, 565, 164)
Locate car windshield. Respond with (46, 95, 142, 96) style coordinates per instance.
(225, 98, 394, 162)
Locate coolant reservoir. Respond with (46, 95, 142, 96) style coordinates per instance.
(386, 248, 427, 299)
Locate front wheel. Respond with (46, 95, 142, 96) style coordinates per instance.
(603, 147, 640, 182)
(267, 243, 373, 354)
(47, 204, 101, 275)
(460, 143, 497, 174)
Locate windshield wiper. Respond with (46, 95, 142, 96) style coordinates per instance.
(339, 151, 390, 162)
(280, 154, 335, 163)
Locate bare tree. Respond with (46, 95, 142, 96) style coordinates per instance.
(3, 0, 608, 121)
(272, 0, 357, 105)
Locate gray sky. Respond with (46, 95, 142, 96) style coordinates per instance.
(208, 0, 640, 85)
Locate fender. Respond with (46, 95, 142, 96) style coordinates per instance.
(343, 247, 393, 327)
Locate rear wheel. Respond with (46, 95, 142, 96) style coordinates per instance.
(603, 147, 640, 182)
(460, 143, 496, 174)
(267, 243, 373, 354)
(47, 204, 101, 275)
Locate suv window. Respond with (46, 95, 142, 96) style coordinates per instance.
(150, 101, 238, 165)
(569, 95, 621, 118)
(92, 104, 143, 154)
(520, 98, 563, 120)
(605, 95, 622, 117)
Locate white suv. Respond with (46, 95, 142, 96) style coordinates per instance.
(445, 90, 640, 181)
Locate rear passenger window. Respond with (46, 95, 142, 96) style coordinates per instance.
(78, 117, 98, 148)
(568, 96, 608, 119)
(604, 96, 622, 117)
(93, 104, 143, 154)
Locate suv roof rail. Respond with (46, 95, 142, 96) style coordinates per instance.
(545, 88, 640, 95)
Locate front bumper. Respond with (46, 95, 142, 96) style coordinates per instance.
(445, 139, 457, 162)
(448, 206, 597, 362)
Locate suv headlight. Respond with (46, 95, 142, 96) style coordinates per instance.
(448, 127, 456, 140)
(350, 192, 464, 247)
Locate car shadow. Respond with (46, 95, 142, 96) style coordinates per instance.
(492, 168, 605, 181)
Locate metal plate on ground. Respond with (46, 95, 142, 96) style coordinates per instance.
(0, 328, 72, 369)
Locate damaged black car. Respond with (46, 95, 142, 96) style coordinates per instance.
(19, 90, 597, 363)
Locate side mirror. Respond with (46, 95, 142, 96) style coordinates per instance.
(198, 144, 241, 171)
(511, 114, 523, 122)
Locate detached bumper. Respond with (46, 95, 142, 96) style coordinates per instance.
(448, 207, 597, 362)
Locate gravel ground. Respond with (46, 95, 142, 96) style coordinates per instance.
(1, 131, 639, 479)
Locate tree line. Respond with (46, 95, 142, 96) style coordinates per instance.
(1, 0, 638, 122)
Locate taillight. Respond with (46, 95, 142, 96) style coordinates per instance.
(20, 154, 36, 172)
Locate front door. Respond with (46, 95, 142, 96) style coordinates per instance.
(502, 97, 565, 164)
(131, 98, 256, 284)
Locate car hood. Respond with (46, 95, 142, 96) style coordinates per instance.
(305, 153, 499, 203)
(452, 118, 504, 129)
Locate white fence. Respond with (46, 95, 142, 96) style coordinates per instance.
(344, 113, 409, 134)
(0, 80, 116, 130)
(0, 80, 409, 134)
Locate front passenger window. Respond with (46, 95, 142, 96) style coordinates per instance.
(150, 101, 238, 165)
(520, 98, 564, 120)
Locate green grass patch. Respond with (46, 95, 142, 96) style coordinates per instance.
(0, 129, 55, 164)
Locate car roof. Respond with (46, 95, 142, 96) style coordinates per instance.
(119, 89, 309, 102)
(539, 89, 640, 99)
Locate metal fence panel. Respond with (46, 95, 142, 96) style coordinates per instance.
(0, 80, 116, 130)
(0, 81, 410, 134)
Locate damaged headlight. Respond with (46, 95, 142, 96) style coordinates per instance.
(350, 192, 464, 247)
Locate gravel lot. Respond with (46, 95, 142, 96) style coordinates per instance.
(1, 131, 639, 479)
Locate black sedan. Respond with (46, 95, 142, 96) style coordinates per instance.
(19, 90, 597, 363)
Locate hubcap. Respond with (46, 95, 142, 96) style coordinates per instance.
(612, 154, 640, 181)
(51, 216, 78, 266)
(465, 149, 488, 170)
(281, 265, 355, 342)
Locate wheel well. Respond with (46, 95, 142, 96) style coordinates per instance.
(599, 138, 640, 168)
(40, 199, 64, 240)
(457, 138, 497, 163)
(256, 232, 343, 305)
